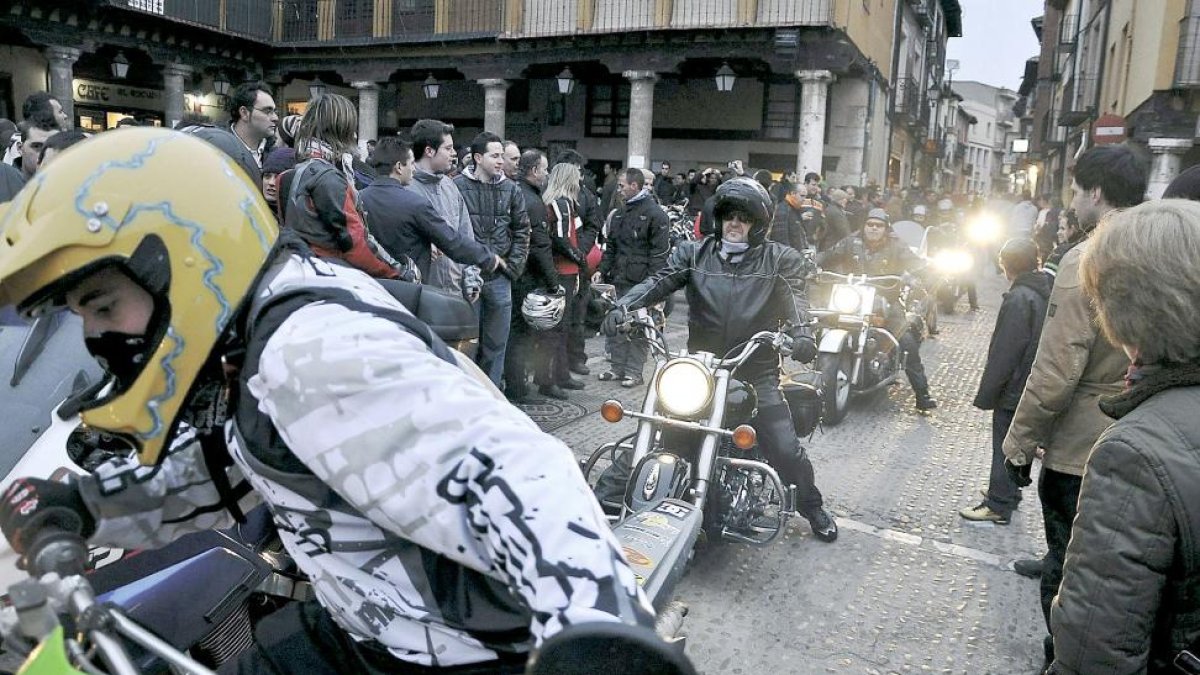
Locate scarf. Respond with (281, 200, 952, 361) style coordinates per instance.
(300, 139, 356, 187)
(1100, 359, 1200, 419)
(718, 239, 750, 263)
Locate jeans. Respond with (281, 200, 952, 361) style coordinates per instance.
(983, 408, 1021, 516)
(897, 326, 931, 399)
(1038, 467, 1083, 663)
(476, 275, 512, 386)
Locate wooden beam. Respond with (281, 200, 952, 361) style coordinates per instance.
(654, 0, 673, 27)
(317, 0, 336, 41)
(578, 0, 595, 31)
(435, 0, 449, 34)
(737, 0, 759, 25)
(504, 0, 523, 33)
(374, 0, 391, 37)
(271, 0, 283, 42)
(219, 0, 227, 31)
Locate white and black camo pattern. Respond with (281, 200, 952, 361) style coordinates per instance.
(77, 255, 653, 667)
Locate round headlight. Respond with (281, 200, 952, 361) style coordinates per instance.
(655, 358, 714, 418)
(831, 285, 862, 314)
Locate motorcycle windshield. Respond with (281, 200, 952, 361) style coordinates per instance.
(0, 312, 101, 480)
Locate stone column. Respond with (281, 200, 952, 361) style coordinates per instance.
(478, 79, 509, 138)
(624, 70, 658, 170)
(44, 46, 81, 126)
(1146, 138, 1194, 199)
(796, 69, 835, 177)
(162, 63, 194, 130)
(352, 81, 379, 158)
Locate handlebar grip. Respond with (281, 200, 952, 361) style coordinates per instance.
(25, 527, 87, 578)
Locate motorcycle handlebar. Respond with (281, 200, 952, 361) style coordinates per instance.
(815, 271, 905, 290)
(24, 527, 88, 579)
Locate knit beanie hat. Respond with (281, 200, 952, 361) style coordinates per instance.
(262, 147, 297, 175)
(278, 115, 302, 148)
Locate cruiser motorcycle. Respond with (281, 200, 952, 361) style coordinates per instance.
(810, 271, 909, 425)
(585, 311, 802, 578)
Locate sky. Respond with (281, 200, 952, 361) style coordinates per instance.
(945, 0, 1045, 91)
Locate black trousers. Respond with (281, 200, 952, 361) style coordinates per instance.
(504, 288, 535, 395)
(567, 272, 590, 366)
(897, 326, 931, 399)
(983, 408, 1022, 515)
(1038, 467, 1083, 663)
(535, 273, 577, 386)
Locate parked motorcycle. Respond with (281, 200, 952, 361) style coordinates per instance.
(585, 313, 799, 565)
(810, 272, 909, 425)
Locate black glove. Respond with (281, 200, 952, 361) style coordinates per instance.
(1004, 459, 1033, 488)
(791, 335, 818, 364)
(569, 247, 588, 268)
(0, 478, 95, 556)
(601, 307, 627, 337)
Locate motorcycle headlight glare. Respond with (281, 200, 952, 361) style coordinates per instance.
(830, 285, 862, 314)
(655, 358, 714, 418)
(934, 250, 974, 275)
(967, 215, 1001, 244)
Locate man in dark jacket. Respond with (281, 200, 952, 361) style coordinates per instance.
(507, 149, 561, 402)
(598, 178, 837, 543)
(597, 168, 670, 387)
(960, 239, 1049, 525)
(454, 131, 531, 386)
(817, 209, 938, 410)
(653, 160, 675, 203)
(361, 138, 501, 280)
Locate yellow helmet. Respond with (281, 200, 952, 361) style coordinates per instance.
(0, 127, 279, 465)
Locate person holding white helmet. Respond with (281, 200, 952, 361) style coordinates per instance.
(0, 128, 657, 673)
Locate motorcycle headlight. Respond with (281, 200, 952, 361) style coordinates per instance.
(933, 249, 974, 275)
(830, 285, 863, 314)
(655, 358, 714, 418)
(966, 215, 1001, 244)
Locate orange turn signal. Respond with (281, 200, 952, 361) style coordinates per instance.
(600, 400, 625, 423)
(731, 424, 757, 450)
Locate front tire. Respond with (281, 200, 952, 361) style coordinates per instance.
(817, 351, 851, 426)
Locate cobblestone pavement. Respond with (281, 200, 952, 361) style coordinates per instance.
(533, 272, 1050, 674)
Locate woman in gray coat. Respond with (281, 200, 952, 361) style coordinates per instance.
(1049, 199, 1200, 674)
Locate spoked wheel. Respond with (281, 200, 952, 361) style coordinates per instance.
(817, 351, 852, 426)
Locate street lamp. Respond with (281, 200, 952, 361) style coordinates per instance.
(715, 62, 736, 92)
(422, 73, 440, 100)
(111, 51, 130, 80)
(212, 73, 231, 97)
(556, 67, 575, 96)
(308, 76, 327, 100)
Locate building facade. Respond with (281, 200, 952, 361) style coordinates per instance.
(2, 0, 962, 187)
(1027, 0, 1200, 200)
(955, 80, 1019, 196)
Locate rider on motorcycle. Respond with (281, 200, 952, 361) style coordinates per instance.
(925, 198, 978, 312)
(599, 177, 838, 543)
(0, 129, 655, 673)
(816, 208, 939, 411)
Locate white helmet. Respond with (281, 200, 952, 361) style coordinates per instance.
(912, 204, 928, 217)
(522, 287, 567, 330)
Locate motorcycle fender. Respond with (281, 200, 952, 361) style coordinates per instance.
(611, 499, 702, 610)
(624, 452, 691, 514)
(818, 329, 851, 354)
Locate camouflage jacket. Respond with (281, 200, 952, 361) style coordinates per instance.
(76, 252, 652, 667)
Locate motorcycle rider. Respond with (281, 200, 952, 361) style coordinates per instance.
(925, 198, 977, 312)
(597, 178, 838, 543)
(0, 128, 656, 673)
(817, 208, 939, 411)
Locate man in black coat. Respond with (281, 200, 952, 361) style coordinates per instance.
(960, 239, 1049, 525)
(360, 138, 500, 281)
(597, 168, 670, 387)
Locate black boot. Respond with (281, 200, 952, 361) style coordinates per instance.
(904, 342, 937, 411)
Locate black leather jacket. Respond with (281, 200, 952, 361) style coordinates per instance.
(453, 168, 531, 278)
(619, 237, 812, 370)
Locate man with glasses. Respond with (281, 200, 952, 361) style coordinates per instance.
(816, 208, 939, 411)
(227, 81, 278, 173)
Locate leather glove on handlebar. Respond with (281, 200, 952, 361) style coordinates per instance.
(0, 478, 95, 556)
(601, 307, 628, 337)
(1004, 459, 1033, 488)
(791, 335, 818, 364)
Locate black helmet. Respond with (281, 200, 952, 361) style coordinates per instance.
(712, 177, 774, 246)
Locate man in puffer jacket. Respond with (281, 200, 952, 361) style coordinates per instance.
(454, 131, 531, 386)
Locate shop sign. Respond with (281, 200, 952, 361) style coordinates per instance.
(73, 79, 163, 111)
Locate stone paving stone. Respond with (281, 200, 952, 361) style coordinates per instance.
(546, 274, 1049, 673)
